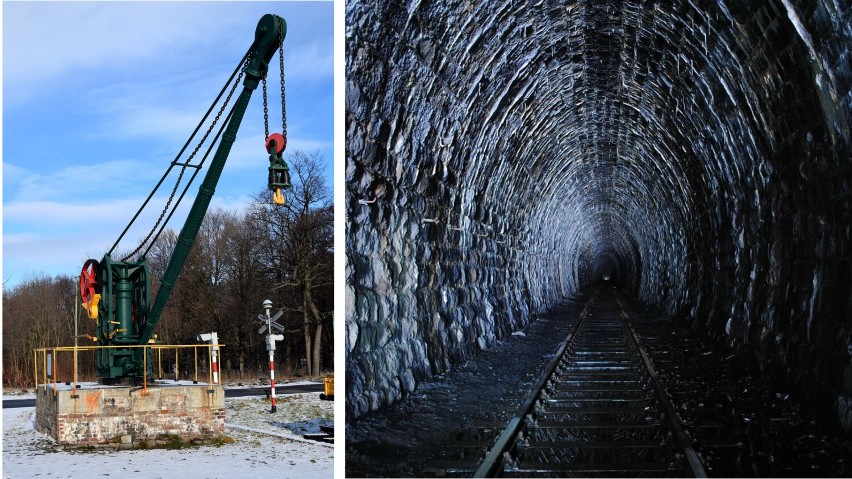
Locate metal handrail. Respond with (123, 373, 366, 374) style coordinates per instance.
(33, 343, 225, 396)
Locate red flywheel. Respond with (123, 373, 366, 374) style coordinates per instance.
(80, 259, 101, 304)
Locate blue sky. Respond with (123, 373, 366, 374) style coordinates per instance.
(2, 1, 334, 289)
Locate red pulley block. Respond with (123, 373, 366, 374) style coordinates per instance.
(80, 259, 100, 303)
(265, 133, 286, 154)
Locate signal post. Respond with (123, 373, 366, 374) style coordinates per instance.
(259, 299, 285, 413)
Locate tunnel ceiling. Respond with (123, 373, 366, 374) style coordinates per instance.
(346, 0, 852, 420)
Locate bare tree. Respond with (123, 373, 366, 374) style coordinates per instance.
(3, 163, 335, 386)
(250, 150, 333, 376)
(2, 274, 77, 387)
(219, 212, 267, 378)
(147, 209, 256, 378)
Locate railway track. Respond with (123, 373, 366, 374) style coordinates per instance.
(428, 287, 707, 478)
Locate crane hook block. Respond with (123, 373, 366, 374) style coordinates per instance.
(266, 133, 286, 154)
(267, 134, 291, 206)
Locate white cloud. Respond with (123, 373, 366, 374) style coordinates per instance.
(225, 133, 333, 171)
(3, 232, 108, 284)
(4, 2, 334, 106)
(72, 58, 333, 146)
(4, 198, 169, 235)
(3, 163, 30, 187)
(94, 100, 212, 143)
(77, 68, 240, 142)
(8, 159, 160, 202)
(284, 40, 335, 80)
(2, 1, 333, 289)
(3, 3, 244, 94)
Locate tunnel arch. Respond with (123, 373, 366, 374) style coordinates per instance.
(345, 0, 852, 429)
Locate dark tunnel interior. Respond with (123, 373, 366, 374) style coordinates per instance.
(344, 0, 852, 434)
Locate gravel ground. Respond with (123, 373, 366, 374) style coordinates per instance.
(623, 294, 852, 478)
(346, 294, 590, 477)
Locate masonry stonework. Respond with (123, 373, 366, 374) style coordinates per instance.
(345, 0, 852, 432)
(35, 384, 225, 447)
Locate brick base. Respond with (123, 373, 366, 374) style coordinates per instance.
(35, 383, 225, 447)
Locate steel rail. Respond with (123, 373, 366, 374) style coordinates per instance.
(468, 288, 707, 478)
(472, 292, 597, 478)
(615, 293, 708, 478)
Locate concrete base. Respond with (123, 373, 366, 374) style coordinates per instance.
(35, 382, 225, 447)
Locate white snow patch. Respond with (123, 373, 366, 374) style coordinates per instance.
(2, 393, 333, 478)
(512, 331, 527, 337)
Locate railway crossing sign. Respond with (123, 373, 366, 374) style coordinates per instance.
(257, 310, 284, 334)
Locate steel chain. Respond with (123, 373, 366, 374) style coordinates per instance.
(279, 17, 286, 144)
(122, 59, 248, 261)
(262, 74, 269, 139)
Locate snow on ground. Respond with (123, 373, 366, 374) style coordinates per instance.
(2, 377, 327, 399)
(226, 394, 333, 440)
(2, 393, 333, 479)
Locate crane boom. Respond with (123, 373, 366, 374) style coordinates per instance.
(139, 14, 284, 349)
(79, 14, 287, 383)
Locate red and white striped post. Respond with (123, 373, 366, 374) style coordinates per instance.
(266, 337, 283, 410)
(211, 348, 220, 385)
(197, 332, 220, 385)
(268, 347, 277, 412)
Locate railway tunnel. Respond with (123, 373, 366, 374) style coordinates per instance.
(345, 0, 851, 475)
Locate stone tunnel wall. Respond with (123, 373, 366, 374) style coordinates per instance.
(344, 0, 852, 428)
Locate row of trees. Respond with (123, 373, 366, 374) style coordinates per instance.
(3, 151, 333, 387)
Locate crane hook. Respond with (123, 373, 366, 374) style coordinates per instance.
(272, 188, 285, 205)
(266, 133, 290, 205)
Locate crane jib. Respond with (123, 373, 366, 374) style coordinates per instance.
(79, 14, 288, 383)
(133, 13, 287, 368)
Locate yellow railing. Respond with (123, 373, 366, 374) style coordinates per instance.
(33, 343, 224, 396)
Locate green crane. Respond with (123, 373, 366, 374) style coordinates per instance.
(78, 14, 291, 383)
